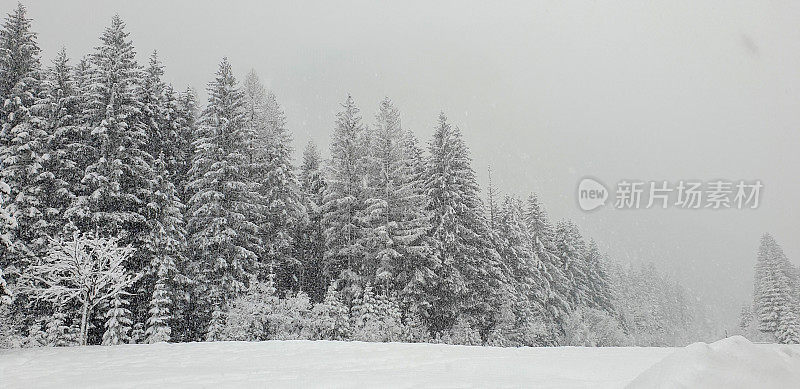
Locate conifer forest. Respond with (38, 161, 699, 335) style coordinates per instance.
(1, 2, 800, 387)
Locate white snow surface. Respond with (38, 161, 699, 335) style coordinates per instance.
(0, 341, 672, 388)
(627, 335, 800, 389)
(0, 337, 796, 388)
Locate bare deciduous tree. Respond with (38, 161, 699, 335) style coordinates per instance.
(20, 231, 141, 345)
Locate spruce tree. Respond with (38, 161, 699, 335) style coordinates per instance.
(584, 239, 615, 315)
(260, 91, 302, 290)
(45, 310, 76, 347)
(523, 194, 570, 339)
(174, 87, 199, 201)
(554, 220, 591, 310)
(241, 70, 301, 290)
(137, 51, 187, 341)
(40, 48, 86, 236)
(143, 157, 184, 343)
(186, 57, 262, 337)
(297, 140, 327, 301)
(0, 3, 39, 101)
(362, 98, 404, 284)
(322, 95, 369, 296)
(145, 275, 171, 343)
(0, 2, 51, 269)
(102, 294, 132, 345)
(394, 129, 439, 326)
(76, 16, 156, 326)
(753, 234, 800, 344)
(493, 196, 548, 341)
(0, 178, 14, 306)
(424, 112, 505, 335)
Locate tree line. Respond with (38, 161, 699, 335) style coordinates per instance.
(0, 4, 714, 348)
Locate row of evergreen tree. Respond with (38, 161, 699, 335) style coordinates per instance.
(0, 4, 713, 347)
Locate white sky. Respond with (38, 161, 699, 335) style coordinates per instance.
(9, 0, 800, 324)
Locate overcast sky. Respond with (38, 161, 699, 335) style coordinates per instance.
(9, 0, 800, 323)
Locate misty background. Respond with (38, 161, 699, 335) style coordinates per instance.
(10, 0, 800, 325)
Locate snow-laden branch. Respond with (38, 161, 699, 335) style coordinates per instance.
(19, 231, 141, 345)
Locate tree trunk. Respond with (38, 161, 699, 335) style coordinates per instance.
(80, 296, 89, 346)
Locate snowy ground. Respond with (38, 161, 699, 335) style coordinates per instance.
(0, 338, 797, 388)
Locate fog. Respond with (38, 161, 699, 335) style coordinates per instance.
(12, 0, 800, 323)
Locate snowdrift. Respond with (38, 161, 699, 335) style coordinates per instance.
(627, 335, 800, 388)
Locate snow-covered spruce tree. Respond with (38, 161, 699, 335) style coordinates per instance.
(297, 140, 327, 301)
(186, 57, 262, 339)
(145, 272, 171, 343)
(102, 294, 132, 345)
(166, 87, 200, 342)
(0, 3, 39, 101)
(0, 2, 54, 271)
(584, 239, 615, 315)
(0, 267, 10, 306)
(753, 233, 800, 344)
(394, 129, 439, 328)
(142, 157, 185, 344)
(492, 196, 549, 345)
(350, 282, 380, 341)
(138, 52, 188, 343)
(45, 310, 78, 347)
(0, 178, 14, 306)
(66, 16, 156, 326)
(173, 87, 199, 201)
(424, 112, 506, 337)
(40, 48, 89, 236)
(0, 177, 15, 251)
(19, 231, 140, 345)
(362, 99, 438, 325)
(522, 193, 569, 342)
(249, 74, 302, 291)
(361, 98, 405, 285)
(141, 51, 172, 165)
(142, 52, 191, 184)
(554, 220, 592, 311)
(322, 94, 369, 299)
